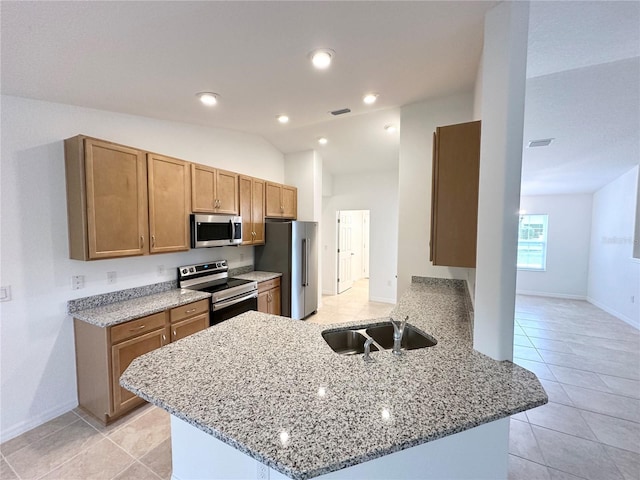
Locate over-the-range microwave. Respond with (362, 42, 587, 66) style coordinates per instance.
(190, 214, 242, 248)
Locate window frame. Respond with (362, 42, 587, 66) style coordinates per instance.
(517, 213, 549, 272)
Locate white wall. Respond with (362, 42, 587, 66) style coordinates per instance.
(473, 1, 529, 361)
(516, 194, 593, 299)
(322, 171, 398, 303)
(588, 166, 640, 328)
(0, 95, 285, 441)
(284, 150, 322, 223)
(396, 93, 475, 297)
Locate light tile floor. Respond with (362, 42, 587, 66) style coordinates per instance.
(2, 286, 638, 479)
(509, 295, 640, 480)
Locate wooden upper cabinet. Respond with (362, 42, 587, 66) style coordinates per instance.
(430, 120, 481, 268)
(265, 182, 297, 219)
(65, 136, 149, 260)
(191, 163, 238, 214)
(147, 153, 190, 254)
(239, 175, 265, 245)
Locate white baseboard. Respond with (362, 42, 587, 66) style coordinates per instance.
(587, 296, 639, 330)
(0, 399, 79, 443)
(369, 296, 396, 304)
(516, 290, 587, 300)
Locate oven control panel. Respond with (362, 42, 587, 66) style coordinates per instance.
(178, 260, 228, 280)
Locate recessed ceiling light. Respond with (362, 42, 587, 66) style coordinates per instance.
(310, 49, 334, 69)
(363, 93, 378, 105)
(318, 137, 328, 145)
(196, 92, 219, 106)
(277, 115, 289, 124)
(384, 124, 398, 134)
(527, 138, 554, 148)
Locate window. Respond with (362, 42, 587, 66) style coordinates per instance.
(517, 214, 548, 271)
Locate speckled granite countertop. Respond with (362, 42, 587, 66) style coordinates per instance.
(72, 289, 211, 327)
(121, 278, 547, 480)
(233, 271, 282, 282)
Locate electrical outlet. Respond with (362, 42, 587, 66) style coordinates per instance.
(107, 271, 117, 284)
(632, 296, 636, 304)
(158, 265, 166, 276)
(72, 275, 84, 290)
(256, 462, 269, 480)
(0, 285, 12, 302)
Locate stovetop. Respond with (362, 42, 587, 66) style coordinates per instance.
(190, 277, 255, 295)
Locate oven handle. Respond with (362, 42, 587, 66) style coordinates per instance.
(212, 291, 258, 311)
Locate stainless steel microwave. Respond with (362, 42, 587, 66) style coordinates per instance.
(190, 214, 242, 248)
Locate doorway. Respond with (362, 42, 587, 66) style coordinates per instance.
(336, 210, 370, 294)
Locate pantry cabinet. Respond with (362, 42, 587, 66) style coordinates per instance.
(430, 120, 481, 268)
(147, 153, 191, 253)
(257, 277, 281, 315)
(191, 163, 239, 214)
(265, 182, 297, 219)
(239, 175, 265, 245)
(74, 299, 209, 424)
(64, 136, 191, 260)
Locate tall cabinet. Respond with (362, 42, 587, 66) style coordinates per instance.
(430, 120, 481, 268)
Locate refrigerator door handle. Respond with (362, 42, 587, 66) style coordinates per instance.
(301, 238, 307, 286)
(305, 236, 310, 287)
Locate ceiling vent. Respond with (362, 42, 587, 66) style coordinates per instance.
(330, 108, 351, 116)
(527, 138, 554, 148)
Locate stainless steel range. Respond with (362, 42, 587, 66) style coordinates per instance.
(178, 260, 258, 325)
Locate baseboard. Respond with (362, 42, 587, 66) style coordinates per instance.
(516, 290, 587, 300)
(587, 296, 639, 330)
(369, 296, 396, 304)
(0, 399, 79, 443)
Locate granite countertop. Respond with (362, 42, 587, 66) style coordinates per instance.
(233, 271, 282, 282)
(72, 289, 211, 327)
(120, 278, 547, 480)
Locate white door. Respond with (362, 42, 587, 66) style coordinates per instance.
(337, 211, 354, 293)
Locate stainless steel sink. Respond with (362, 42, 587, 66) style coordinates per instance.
(365, 324, 437, 350)
(322, 330, 379, 355)
(322, 322, 436, 355)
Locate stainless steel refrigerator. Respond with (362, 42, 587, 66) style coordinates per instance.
(255, 221, 318, 320)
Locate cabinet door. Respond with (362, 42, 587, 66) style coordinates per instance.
(265, 183, 283, 217)
(84, 138, 148, 259)
(431, 121, 481, 268)
(239, 176, 254, 244)
(171, 313, 209, 342)
(257, 290, 270, 313)
(252, 178, 265, 244)
(215, 169, 239, 214)
(148, 154, 190, 253)
(111, 327, 168, 415)
(281, 185, 297, 219)
(270, 286, 281, 315)
(191, 164, 216, 213)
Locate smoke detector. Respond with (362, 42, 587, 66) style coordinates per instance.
(527, 138, 554, 148)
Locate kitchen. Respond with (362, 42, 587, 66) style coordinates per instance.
(1, 1, 638, 479)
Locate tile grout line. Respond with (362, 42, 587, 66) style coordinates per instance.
(1, 450, 21, 480)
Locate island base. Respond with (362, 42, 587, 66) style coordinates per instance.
(170, 416, 509, 480)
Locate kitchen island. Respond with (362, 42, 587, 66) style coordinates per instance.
(121, 277, 547, 479)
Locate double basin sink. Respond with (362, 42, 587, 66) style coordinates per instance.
(322, 322, 437, 355)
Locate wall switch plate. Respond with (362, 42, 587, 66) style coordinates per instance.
(107, 271, 117, 284)
(72, 275, 84, 290)
(0, 285, 12, 302)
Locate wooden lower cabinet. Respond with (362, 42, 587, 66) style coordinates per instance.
(257, 277, 281, 315)
(74, 300, 209, 424)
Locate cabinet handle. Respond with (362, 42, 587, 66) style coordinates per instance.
(140, 236, 144, 248)
(129, 325, 146, 331)
(173, 329, 177, 337)
(162, 334, 167, 344)
(151, 235, 155, 247)
(185, 308, 196, 314)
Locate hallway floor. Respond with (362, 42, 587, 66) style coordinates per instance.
(1, 288, 637, 479)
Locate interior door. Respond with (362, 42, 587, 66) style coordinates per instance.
(337, 211, 354, 293)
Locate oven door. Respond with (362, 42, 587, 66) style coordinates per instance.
(211, 291, 258, 325)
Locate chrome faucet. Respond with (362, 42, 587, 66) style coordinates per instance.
(391, 316, 408, 355)
(363, 337, 375, 362)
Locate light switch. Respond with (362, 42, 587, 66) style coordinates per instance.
(0, 285, 12, 302)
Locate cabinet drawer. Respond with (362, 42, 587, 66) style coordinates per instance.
(110, 312, 166, 344)
(258, 277, 280, 293)
(170, 299, 209, 323)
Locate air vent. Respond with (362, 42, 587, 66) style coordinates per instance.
(330, 108, 351, 116)
(527, 138, 554, 148)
